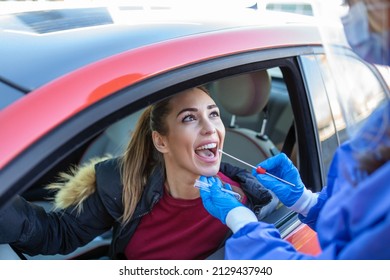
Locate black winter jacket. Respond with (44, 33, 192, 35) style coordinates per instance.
(0, 157, 272, 259)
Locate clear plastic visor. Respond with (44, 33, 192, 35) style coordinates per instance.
(341, 0, 390, 65)
(312, 1, 390, 156)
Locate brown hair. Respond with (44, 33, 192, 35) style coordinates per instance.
(357, 145, 390, 175)
(119, 86, 209, 224)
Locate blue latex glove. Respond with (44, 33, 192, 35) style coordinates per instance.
(199, 176, 243, 224)
(251, 153, 305, 207)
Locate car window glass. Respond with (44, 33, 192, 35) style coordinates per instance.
(299, 55, 339, 182)
(0, 82, 25, 109)
(301, 52, 388, 184)
(316, 53, 387, 144)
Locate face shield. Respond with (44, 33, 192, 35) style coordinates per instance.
(310, 1, 390, 161)
(342, 0, 390, 65)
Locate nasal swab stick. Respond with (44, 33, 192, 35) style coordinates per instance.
(218, 149, 295, 187)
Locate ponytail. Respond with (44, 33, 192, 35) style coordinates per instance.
(120, 107, 155, 224)
(120, 98, 171, 224)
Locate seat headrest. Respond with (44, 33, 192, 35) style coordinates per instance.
(215, 71, 271, 116)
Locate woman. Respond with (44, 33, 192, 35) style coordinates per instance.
(0, 86, 272, 259)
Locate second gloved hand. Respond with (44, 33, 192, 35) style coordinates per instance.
(198, 176, 243, 224)
(252, 153, 318, 216)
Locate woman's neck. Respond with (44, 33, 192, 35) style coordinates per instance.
(164, 169, 200, 199)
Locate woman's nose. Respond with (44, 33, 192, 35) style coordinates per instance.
(201, 120, 216, 135)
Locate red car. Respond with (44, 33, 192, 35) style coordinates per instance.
(0, 4, 388, 259)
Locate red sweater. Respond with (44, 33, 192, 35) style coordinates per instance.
(125, 173, 242, 260)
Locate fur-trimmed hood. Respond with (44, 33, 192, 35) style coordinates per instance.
(47, 156, 112, 211)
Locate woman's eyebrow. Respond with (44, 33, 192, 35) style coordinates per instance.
(176, 104, 218, 117)
(176, 107, 197, 117)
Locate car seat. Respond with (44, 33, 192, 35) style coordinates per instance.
(212, 70, 280, 171)
(79, 109, 144, 164)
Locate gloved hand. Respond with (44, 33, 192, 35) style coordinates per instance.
(252, 153, 318, 216)
(198, 176, 243, 224)
(252, 153, 304, 207)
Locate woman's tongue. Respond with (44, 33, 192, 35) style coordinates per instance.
(195, 149, 214, 158)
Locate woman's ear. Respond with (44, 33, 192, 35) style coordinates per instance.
(152, 131, 169, 153)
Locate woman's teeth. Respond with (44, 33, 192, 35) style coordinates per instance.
(196, 143, 217, 150)
(195, 143, 217, 158)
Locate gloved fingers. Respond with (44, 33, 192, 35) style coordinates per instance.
(256, 153, 292, 174)
(209, 182, 228, 196)
(221, 183, 243, 201)
(208, 176, 224, 188)
(254, 154, 281, 171)
(200, 177, 240, 202)
(253, 173, 281, 191)
(223, 183, 233, 191)
(199, 175, 209, 184)
(210, 183, 241, 203)
(199, 175, 222, 190)
(199, 186, 210, 198)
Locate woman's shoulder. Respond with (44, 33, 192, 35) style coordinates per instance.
(94, 156, 122, 183)
(94, 156, 124, 198)
(91, 157, 125, 218)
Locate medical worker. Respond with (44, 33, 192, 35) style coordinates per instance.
(200, 0, 390, 259)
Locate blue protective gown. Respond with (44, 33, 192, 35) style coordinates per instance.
(225, 101, 390, 260)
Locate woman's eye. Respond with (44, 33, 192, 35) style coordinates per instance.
(182, 114, 196, 122)
(210, 110, 220, 118)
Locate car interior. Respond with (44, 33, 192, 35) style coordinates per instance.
(16, 66, 297, 260)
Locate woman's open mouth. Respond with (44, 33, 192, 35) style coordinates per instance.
(195, 142, 218, 160)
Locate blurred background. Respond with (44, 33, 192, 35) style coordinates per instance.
(0, 0, 347, 17)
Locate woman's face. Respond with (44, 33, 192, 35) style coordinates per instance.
(156, 88, 225, 177)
